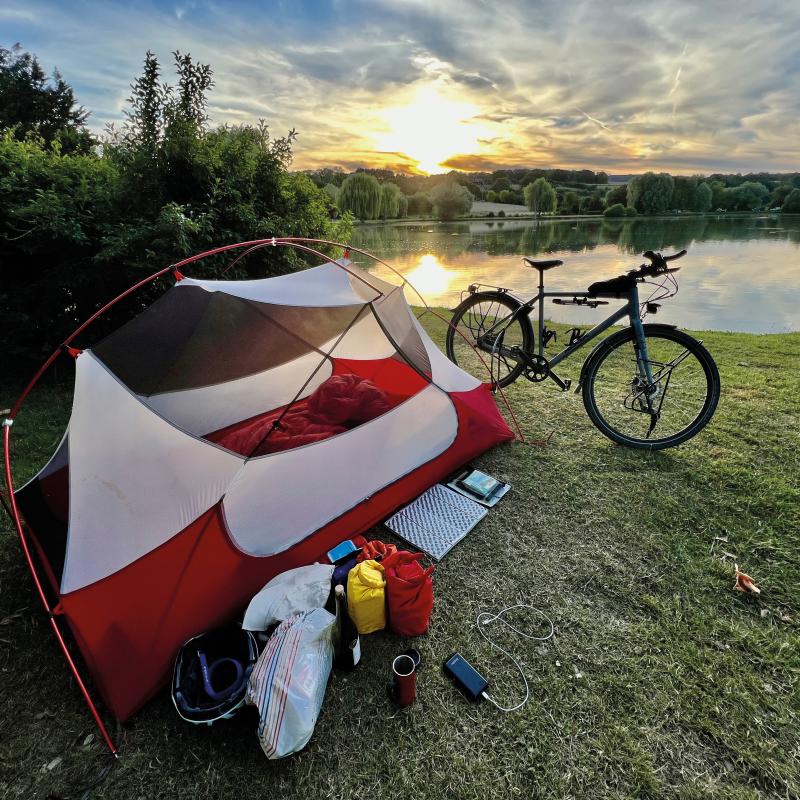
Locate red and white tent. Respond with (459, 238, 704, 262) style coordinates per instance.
(4, 239, 514, 751)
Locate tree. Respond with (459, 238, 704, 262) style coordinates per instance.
(627, 172, 675, 214)
(337, 172, 382, 219)
(781, 188, 800, 213)
(2, 51, 345, 370)
(323, 183, 339, 203)
(430, 181, 473, 221)
(605, 183, 628, 208)
(603, 203, 626, 218)
(710, 180, 727, 210)
(560, 190, 580, 214)
(0, 44, 94, 154)
(524, 178, 556, 217)
(726, 181, 769, 211)
(768, 183, 793, 208)
(492, 176, 511, 192)
(379, 182, 403, 219)
(498, 189, 513, 204)
(671, 176, 698, 210)
(695, 182, 712, 212)
(407, 191, 432, 216)
(485, 189, 497, 202)
(580, 189, 606, 214)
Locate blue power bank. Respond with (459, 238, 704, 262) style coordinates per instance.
(443, 653, 489, 701)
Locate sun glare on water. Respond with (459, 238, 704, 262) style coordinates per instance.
(404, 254, 452, 298)
(375, 85, 486, 174)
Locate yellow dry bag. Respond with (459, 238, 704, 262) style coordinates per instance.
(347, 559, 386, 634)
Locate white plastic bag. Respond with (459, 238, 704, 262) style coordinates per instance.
(246, 608, 335, 759)
(242, 564, 334, 631)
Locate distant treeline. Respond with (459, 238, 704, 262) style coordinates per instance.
(306, 166, 800, 219)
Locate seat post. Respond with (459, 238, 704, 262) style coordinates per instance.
(537, 267, 545, 352)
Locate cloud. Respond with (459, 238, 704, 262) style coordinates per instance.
(4, 0, 800, 173)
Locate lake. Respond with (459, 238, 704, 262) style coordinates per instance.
(350, 215, 800, 333)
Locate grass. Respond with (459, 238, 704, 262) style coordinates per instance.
(1, 319, 799, 799)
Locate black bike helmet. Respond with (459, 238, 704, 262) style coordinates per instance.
(172, 624, 258, 725)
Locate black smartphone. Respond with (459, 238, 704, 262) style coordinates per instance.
(443, 653, 489, 701)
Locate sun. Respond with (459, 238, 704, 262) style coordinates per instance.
(374, 85, 486, 174)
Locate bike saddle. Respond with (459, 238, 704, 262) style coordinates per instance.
(523, 257, 563, 270)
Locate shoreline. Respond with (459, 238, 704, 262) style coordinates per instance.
(356, 211, 795, 225)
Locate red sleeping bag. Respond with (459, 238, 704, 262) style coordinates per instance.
(206, 374, 390, 456)
(383, 551, 435, 637)
(307, 373, 391, 425)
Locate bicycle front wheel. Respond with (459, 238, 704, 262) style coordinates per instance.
(582, 326, 720, 450)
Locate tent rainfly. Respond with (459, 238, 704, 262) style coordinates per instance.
(4, 239, 514, 752)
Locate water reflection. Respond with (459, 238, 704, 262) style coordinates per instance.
(352, 216, 800, 333)
(403, 254, 453, 297)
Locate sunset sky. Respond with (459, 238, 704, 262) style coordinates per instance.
(3, 0, 799, 175)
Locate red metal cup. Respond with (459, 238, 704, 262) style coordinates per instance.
(392, 654, 417, 706)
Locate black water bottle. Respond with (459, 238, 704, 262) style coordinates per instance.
(334, 584, 361, 670)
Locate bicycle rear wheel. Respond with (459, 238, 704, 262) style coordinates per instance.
(582, 326, 720, 449)
(446, 292, 532, 387)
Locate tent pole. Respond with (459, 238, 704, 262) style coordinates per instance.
(2, 425, 118, 756)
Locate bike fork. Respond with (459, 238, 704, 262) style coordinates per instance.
(629, 293, 659, 433)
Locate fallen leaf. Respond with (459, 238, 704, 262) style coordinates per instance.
(83, 733, 95, 746)
(46, 757, 62, 771)
(733, 563, 761, 595)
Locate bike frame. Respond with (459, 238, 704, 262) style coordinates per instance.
(478, 271, 655, 390)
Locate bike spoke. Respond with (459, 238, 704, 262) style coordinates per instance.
(590, 335, 710, 443)
(449, 297, 527, 385)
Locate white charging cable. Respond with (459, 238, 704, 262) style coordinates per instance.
(476, 604, 555, 712)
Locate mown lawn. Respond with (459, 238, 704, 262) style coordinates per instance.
(1, 319, 798, 800)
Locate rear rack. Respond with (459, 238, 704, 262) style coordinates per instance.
(552, 296, 609, 308)
(461, 283, 511, 303)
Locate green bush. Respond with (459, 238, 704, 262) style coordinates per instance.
(498, 209, 505, 217)
(603, 203, 626, 218)
(624, 205, 637, 217)
(1, 50, 346, 370)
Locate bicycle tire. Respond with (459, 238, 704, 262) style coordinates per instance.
(446, 292, 533, 387)
(582, 325, 720, 450)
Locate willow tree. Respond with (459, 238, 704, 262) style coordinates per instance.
(337, 173, 382, 220)
(695, 182, 712, 212)
(524, 177, 556, 217)
(379, 182, 403, 219)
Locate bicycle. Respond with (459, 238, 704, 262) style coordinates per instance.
(446, 250, 720, 450)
